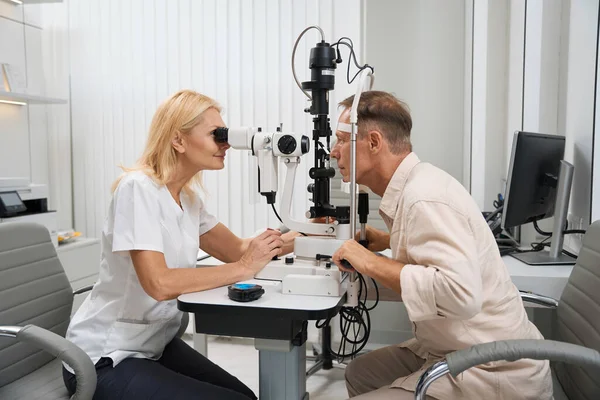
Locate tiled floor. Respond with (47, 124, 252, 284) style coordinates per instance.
(185, 335, 349, 399)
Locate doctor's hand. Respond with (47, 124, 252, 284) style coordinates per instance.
(354, 225, 390, 252)
(239, 229, 283, 278)
(332, 239, 377, 276)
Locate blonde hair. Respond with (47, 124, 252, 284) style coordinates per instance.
(112, 90, 221, 193)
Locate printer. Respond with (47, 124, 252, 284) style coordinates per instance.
(0, 178, 58, 247)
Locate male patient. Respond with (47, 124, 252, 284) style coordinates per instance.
(330, 91, 553, 400)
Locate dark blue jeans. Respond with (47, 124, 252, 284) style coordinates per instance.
(63, 337, 256, 400)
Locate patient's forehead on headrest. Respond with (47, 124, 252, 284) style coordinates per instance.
(336, 122, 352, 133)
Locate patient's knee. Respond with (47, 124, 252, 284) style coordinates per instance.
(345, 354, 365, 383)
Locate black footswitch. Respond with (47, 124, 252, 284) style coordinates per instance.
(228, 284, 265, 302)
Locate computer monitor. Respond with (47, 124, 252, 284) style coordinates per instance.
(502, 131, 576, 265)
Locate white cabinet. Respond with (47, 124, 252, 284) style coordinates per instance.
(56, 237, 100, 314)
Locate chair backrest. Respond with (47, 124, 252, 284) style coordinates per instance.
(0, 222, 73, 388)
(555, 219, 600, 400)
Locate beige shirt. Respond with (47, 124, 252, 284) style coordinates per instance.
(380, 153, 553, 400)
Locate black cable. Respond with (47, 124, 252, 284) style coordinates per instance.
(367, 278, 379, 311)
(562, 248, 578, 259)
(271, 203, 283, 224)
(485, 205, 503, 222)
(515, 225, 583, 259)
(332, 39, 374, 84)
(514, 235, 552, 253)
(564, 229, 587, 235)
(315, 317, 331, 329)
(533, 220, 586, 236)
(321, 271, 378, 361)
(532, 220, 560, 236)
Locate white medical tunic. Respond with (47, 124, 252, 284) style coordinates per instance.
(65, 171, 218, 371)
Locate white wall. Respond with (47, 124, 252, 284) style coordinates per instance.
(473, 0, 510, 210)
(363, 0, 466, 184)
(337, 0, 467, 237)
(44, 0, 362, 239)
(357, 0, 469, 345)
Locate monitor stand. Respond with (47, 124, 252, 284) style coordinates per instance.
(510, 250, 576, 265)
(512, 160, 578, 266)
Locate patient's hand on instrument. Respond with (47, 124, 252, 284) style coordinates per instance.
(332, 239, 377, 275)
(354, 225, 390, 252)
(239, 229, 283, 278)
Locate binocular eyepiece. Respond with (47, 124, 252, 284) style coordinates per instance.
(212, 126, 310, 158)
(213, 127, 230, 143)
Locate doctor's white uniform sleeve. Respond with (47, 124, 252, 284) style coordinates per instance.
(198, 198, 218, 236)
(112, 179, 164, 254)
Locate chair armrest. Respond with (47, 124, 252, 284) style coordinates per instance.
(519, 291, 559, 308)
(414, 339, 600, 400)
(176, 312, 189, 339)
(0, 324, 96, 400)
(73, 285, 94, 295)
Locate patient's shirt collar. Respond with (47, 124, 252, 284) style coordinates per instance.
(379, 152, 421, 221)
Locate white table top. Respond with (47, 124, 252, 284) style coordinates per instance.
(187, 251, 572, 308)
(178, 278, 344, 311)
(502, 254, 572, 300)
(502, 254, 573, 278)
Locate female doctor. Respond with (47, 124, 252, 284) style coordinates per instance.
(63, 90, 286, 400)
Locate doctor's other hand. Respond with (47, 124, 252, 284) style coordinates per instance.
(332, 239, 377, 275)
(239, 229, 283, 278)
(354, 225, 390, 252)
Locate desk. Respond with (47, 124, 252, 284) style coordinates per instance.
(502, 255, 573, 300)
(364, 253, 573, 303)
(178, 279, 344, 400)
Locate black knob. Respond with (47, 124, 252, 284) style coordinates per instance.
(285, 256, 294, 264)
(301, 136, 310, 154)
(325, 262, 331, 269)
(307, 183, 315, 193)
(277, 135, 297, 155)
(340, 259, 354, 270)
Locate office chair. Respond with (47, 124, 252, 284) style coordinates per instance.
(0, 222, 190, 400)
(415, 220, 600, 400)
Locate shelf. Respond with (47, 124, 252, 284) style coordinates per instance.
(0, 91, 67, 105)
